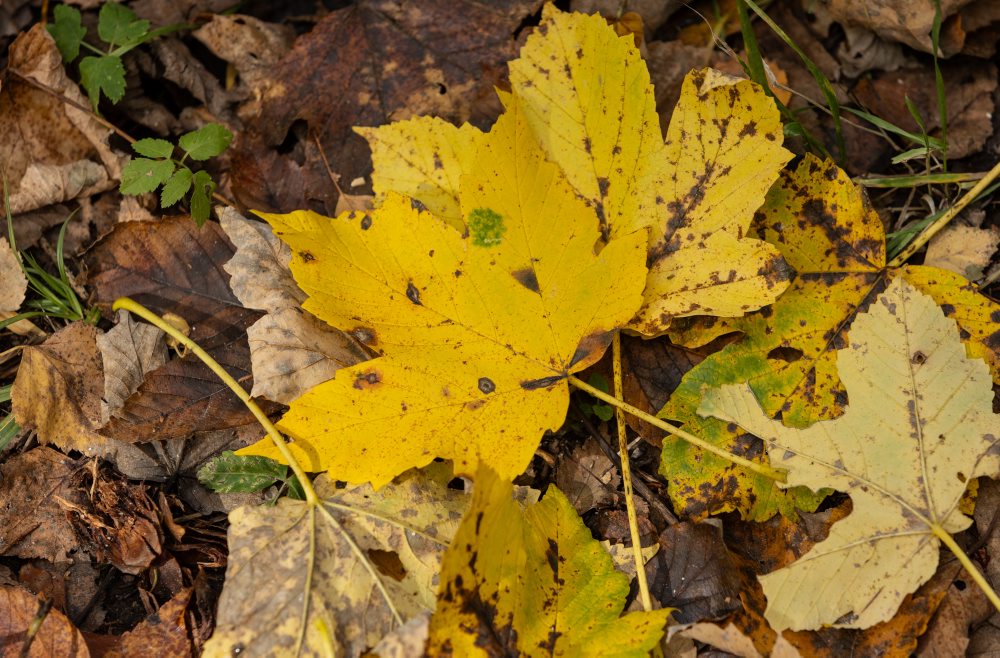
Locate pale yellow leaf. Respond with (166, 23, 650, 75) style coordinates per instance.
(699, 276, 1000, 630)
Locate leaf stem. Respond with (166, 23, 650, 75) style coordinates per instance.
(568, 375, 787, 483)
(612, 333, 653, 611)
(888, 157, 1000, 267)
(930, 522, 1000, 615)
(112, 296, 320, 507)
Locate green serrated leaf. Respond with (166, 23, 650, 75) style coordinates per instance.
(47, 5, 87, 62)
(79, 55, 126, 108)
(198, 451, 288, 493)
(178, 124, 233, 161)
(160, 167, 193, 207)
(189, 170, 215, 226)
(120, 158, 174, 195)
(132, 138, 174, 159)
(97, 2, 149, 46)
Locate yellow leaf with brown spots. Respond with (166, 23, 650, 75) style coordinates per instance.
(356, 116, 483, 232)
(660, 155, 1000, 521)
(700, 277, 1000, 631)
(507, 6, 792, 335)
(239, 99, 647, 486)
(428, 466, 670, 656)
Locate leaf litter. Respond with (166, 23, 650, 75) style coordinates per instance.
(2, 0, 1000, 655)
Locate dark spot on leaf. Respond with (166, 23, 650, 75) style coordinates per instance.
(410, 198, 427, 212)
(360, 215, 372, 230)
(368, 549, 406, 581)
(350, 326, 378, 346)
(478, 377, 496, 394)
(739, 120, 757, 137)
(520, 375, 564, 390)
(911, 351, 927, 365)
(299, 250, 315, 262)
(353, 369, 381, 389)
(512, 267, 540, 292)
(598, 177, 610, 197)
(406, 282, 422, 305)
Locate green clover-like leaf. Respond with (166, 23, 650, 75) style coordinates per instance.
(178, 123, 233, 161)
(160, 167, 193, 207)
(189, 170, 216, 226)
(79, 55, 126, 108)
(97, 2, 149, 47)
(132, 138, 174, 159)
(120, 157, 174, 195)
(47, 5, 87, 62)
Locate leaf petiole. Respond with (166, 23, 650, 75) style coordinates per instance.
(112, 296, 320, 506)
(930, 522, 1000, 616)
(568, 374, 788, 483)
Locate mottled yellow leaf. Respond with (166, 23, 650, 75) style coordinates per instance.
(428, 466, 669, 656)
(241, 100, 647, 486)
(204, 464, 468, 657)
(700, 277, 1000, 631)
(508, 6, 792, 334)
(660, 155, 1000, 521)
(356, 116, 482, 231)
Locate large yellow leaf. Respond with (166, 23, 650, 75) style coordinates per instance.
(659, 155, 1000, 520)
(204, 464, 468, 657)
(428, 466, 670, 656)
(241, 100, 647, 486)
(507, 6, 792, 334)
(699, 276, 1000, 631)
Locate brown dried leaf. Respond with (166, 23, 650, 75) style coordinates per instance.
(1, 26, 121, 214)
(104, 588, 193, 658)
(825, 0, 970, 54)
(649, 523, 745, 624)
(230, 0, 543, 214)
(0, 237, 26, 314)
(97, 309, 168, 424)
(86, 216, 257, 343)
(925, 225, 1000, 281)
(554, 438, 619, 514)
(0, 448, 82, 563)
(192, 15, 293, 99)
(10, 323, 161, 471)
(0, 585, 89, 657)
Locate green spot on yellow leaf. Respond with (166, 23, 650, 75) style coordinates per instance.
(467, 207, 506, 247)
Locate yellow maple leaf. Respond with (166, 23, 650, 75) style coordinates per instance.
(240, 100, 647, 486)
(699, 276, 1000, 631)
(428, 466, 670, 656)
(507, 6, 792, 335)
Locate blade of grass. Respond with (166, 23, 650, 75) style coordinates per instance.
(931, 0, 948, 170)
(860, 171, 985, 189)
(741, 0, 845, 163)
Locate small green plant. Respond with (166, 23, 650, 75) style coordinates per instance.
(578, 373, 615, 422)
(47, 2, 186, 110)
(120, 124, 232, 226)
(2, 190, 97, 332)
(0, 384, 17, 452)
(198, 451, 306, 501)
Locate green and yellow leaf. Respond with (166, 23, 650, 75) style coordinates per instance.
(699, 276, 1000, 630)
(428, 466, 669, 656)
(660, 155, 1000, 520)
(241, 100, 647, 486)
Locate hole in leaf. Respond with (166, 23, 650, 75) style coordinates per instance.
(954, 579, 967, 591)
(367, 549, 406, 581)
(767, 346, 803, 362)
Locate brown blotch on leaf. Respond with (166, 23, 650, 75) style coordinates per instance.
(511, 267, 540, 293)
(353, 369, 382, 390)
(350, 326, 378, 347)
(360, 215, 373, 230)
(520, 375, 564, 390)
(767, 346, 803, 362)
(912, 351, 927, 365)
(478, 377, 496, 394)
(299, 250, 316, 262)
(406, 282, 422, 305)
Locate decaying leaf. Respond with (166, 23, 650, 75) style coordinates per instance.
(204, 464, 468, 657)
(661, 155, 1000, 520)
(700, 277, 1000, 630)
(428, 467, 669, 656)
(97, 309, 168, 424)
(1, 25, 121, 214)
(219, 208, 369, 404)
(240, 97, 647, 486)
(0, 237, 26, 316)
(555, 438, 620, 515)
(667, 622, 801, 658)
(0, 585, 89, 657)
(104, 588, 194, 658)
